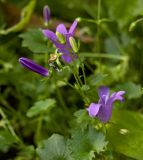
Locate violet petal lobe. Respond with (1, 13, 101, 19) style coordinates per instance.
(98, 86, 110, 98)
(87, 103, 101, 117)
(69, 20, 78, 35)
(19, 57, 49, 77)
(110, 91, 126, 102)
(42, 29, 57, 43)
(58, 47, 77, 63)
(98, 86, 110, 104)
(56, 24, 68, 34)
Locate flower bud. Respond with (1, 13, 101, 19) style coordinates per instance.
(69, 37, 79, 53)
(56, 32, 66, 44)
(43, 5, 50, 26)
(19, 57, 49, 77)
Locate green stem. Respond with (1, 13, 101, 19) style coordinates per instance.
(0, 96, 18, 115)
(84, 61, 95, 73)
(34, 113, 43, 144)
(97, 0, 101, 71)
(97, 0, 101, 22)
(75, 71, 83, 86)
(72, 70, 89, 104)
(56, 87, 70, 115)
(66, 81, 76, 89)
(80, 53, 127, 61)
(81, 64, 87, 84)
(72, 71, 82, 88)
(0, 107, 23, 145)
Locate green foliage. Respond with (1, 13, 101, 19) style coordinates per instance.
(0, 130, 18, 152)
(107, 110, 143, 160)
(105, 0, 143, 27)
(0, 0, 36, 35)
(27, 99, 56, 117)
(36, 134, 72, 160)
(69, 126, 108, 160)
(15, 145, 36, 160)
(20, 28, 53, 53)
(116, 82, 142, 99)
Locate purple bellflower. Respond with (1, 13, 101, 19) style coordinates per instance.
(19, 57, 49, 77)
(43, 5, 50, 25)
(87, 86, 125, 123)
(42, 20, 78, 63)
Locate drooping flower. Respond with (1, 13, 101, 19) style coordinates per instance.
(43, 5, 51, 26)
(19, 57, 49, 77)
(87, 86, 125, 123)
(42, 20, 78, 63)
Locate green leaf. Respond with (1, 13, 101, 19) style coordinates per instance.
(20, 28, 53, 53)
(27, 99, 56, 117)
(81, 85, 90, 91)
(0, 0, 36, 35)
(116, 82, 142, 99)
(73, 109, 93, 130)
(107, 110, 143, 160)
(36, 134, 72, 160)
(69, 126, 108, 160)
(87, 73, 107, 86)
(105, 0, 143, 27)
(0, 130, 18, 152)
(15, 145, 36, 160)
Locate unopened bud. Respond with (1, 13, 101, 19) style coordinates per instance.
(76, 17, 81, 22)
(43, 5, 50, 26)
(56, 32, 66, 44)
(69, 37, 79, 53)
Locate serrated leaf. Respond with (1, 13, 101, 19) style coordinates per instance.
(20, 28, 53, 53)
(27, 99, 56, 117)
(107, 110, 143, 160)
(73, 109, 92, 130)
(36, 134, 72, 160)
(69, 126, 108, 160)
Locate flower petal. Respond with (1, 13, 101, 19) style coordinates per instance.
(97, 90, 125, 123)
(98, 86, 110, 104)
(59, 48, 77, 63)
(87, 103, 101, 117)
(69, 20, 78, 34)
(56, 24, 68, 34)
(98, 86, 110, 97)
(97, 104, 112, 123)
(42, 29, 57, 42)
(110, 91, 126, 102)
(19, 57, 49, 77)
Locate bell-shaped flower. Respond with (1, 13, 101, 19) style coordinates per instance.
(87, 86, 125, 123)
(42, 20, 78, 63)
(19, 57, 49, 77)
